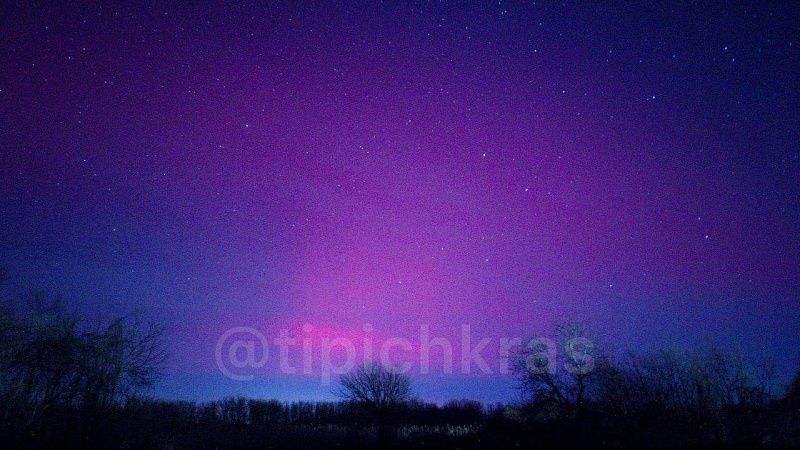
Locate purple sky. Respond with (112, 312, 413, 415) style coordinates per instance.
(1, 1, 799, 402)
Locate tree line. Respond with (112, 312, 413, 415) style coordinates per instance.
(2, 273, 799, 449)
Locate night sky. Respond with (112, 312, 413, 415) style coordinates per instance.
(1, 1, 799, 403)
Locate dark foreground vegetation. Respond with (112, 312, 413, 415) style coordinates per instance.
(3, 384, 800, 450)
(2, 277, 800, 449)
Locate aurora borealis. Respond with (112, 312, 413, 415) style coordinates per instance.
(1, 1, 799, 402)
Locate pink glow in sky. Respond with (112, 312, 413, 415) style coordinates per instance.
(2, 1, 798, 401)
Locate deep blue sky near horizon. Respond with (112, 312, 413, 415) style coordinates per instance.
(1, 1, 799, 402)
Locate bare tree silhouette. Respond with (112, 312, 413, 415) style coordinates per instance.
(336, 362, 411, 410)
(0, 286, 166, 428)
(336, 362, 411, 441)
(511, 321, 598, 419)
